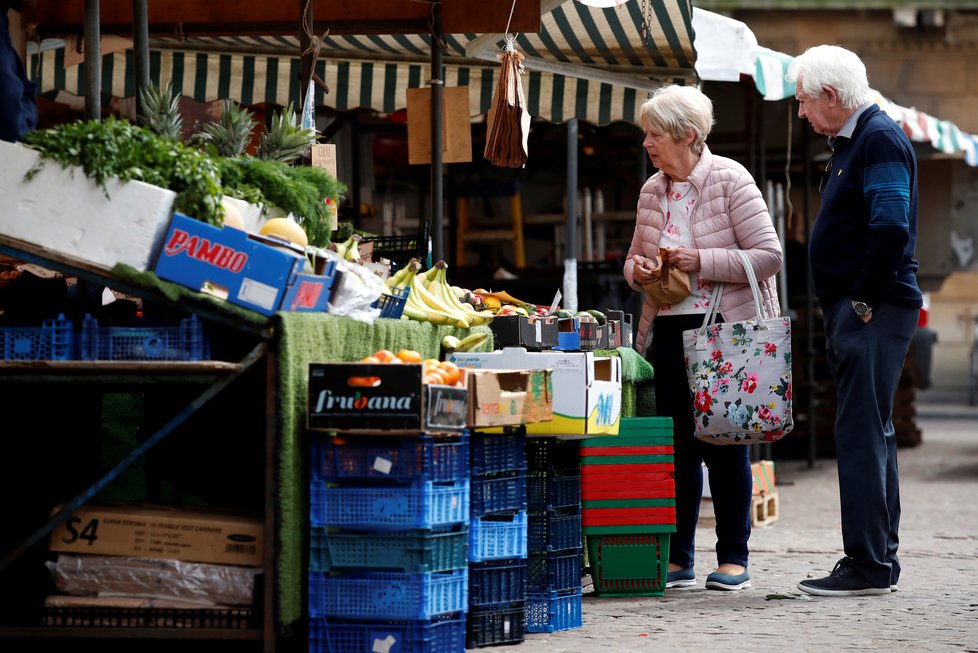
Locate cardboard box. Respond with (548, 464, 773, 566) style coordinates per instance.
(307, 362, 467, 435)
(465, 368, 553, 428)
(0, 140, 176, 273)
(49, 504, 263, 566)
(155, 213, 336, 316)
(488, 315, 559, 350)
(752, 460, 776, 495)
(449, 347, 621, 436)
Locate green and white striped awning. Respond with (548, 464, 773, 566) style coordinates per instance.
(28, 0, 696, 126)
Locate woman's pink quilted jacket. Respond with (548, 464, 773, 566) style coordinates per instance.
(624, 145, 783, 354)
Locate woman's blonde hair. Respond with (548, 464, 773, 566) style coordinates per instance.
(639, 85, 714, 155)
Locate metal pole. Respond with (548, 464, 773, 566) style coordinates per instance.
(429, 2, 445, 263)
(563, 117, 579, 312)
(83, 0, 101, 121)
(132, 0, 150, 120)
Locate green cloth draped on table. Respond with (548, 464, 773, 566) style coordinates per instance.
(275, 312, 491, 626)
(596, 346, 656, 418)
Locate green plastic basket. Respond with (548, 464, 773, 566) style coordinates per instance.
(586, 532, 671, 597)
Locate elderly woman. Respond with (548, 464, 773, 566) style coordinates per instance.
(623, 85, 783, 591)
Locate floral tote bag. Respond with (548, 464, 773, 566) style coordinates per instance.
(682, 249, 793, 444)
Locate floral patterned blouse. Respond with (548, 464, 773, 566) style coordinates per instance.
(657, 180, 714, 315)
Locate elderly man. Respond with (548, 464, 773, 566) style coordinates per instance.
(788, 45, 922, 597)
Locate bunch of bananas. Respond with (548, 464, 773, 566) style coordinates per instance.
(331, 233, 363, 262)
(386, 259, 494, 329)
(441, 332, 490, 353)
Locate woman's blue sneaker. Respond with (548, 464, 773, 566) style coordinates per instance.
(666, 567, 696, 589)
(705, 569, 751, 590)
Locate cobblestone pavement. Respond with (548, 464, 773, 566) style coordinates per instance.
(515, 407, 978, 653)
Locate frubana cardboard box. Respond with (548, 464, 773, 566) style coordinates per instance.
(49, 504, 263, 566)
(450, 347, 621, 436)
(307, 362, 468, 434)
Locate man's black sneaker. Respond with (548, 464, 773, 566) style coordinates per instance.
(797, 558, 891, 597)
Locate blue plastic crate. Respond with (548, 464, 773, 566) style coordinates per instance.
(311, 434, 468, 484)
(372, 286, 410, 319)
(470, 471, 527, 516)
(309, 614, 466, 653)
(309, 525, 468, 573)
(528, 507, 582, 552)
(465, 602, 526, 648)
(469, 432, 527, 476)
(79, 313, 209, 361)
(308, 569, 468, 620)
(526, 438, 580, 474)
(527, 549, 582, 594)
(469, 512, 527, 562)
(527, 473, 581, 511)
(525, 589, 583, 633)
(310, 479, 469, 531)
(0, 314, 73, 361)
(468, 558, 527, 607)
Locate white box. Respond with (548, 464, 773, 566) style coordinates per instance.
(449, 347, 622, 436)
(0, 140, 176, 272)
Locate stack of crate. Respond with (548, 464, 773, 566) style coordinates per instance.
(465, 429, 529, 648)
(581, 416, 676, 597)
(524, 438, 583, 634)
(307, 433, 470, 653)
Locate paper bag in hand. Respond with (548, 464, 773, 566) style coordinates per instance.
(642, 248, 691, 305)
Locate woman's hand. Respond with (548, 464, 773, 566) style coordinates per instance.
(665, 247, 700, 273)
(631, 255, 659, 284)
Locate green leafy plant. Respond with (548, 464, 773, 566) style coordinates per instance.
(22, 117, 225, 225)
(219, 157, 346, 248)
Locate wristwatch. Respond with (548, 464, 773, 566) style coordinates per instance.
(851, 300, 872, 317)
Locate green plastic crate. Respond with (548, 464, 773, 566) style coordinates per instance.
(618, 416, 673, 430)
(586, 532, 671, 597)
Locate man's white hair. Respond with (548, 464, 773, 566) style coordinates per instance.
(786, 45, 870, 110)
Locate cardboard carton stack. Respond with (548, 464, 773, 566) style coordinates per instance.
(46, 504, 263, 620)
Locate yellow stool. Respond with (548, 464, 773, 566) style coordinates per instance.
(455, 180, 526, 268)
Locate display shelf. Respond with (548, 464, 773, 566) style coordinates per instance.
(0, 360, 245, 384)
(0, 233, 274, 339)
(0, 238, 278, 651)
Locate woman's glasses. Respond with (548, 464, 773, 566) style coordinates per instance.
(818, 156, 834, 196)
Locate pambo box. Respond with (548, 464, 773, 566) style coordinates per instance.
(154, 213, 336, 316)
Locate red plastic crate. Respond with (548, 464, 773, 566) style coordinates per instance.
(582, 482, 675, 501)
(580, 445, 673, 457)
(581, 463, 674, 477)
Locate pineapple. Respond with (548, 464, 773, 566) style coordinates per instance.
(138, 82, 183, 140)
(256, 102, 318, 163)
(194, 99, 257, 158)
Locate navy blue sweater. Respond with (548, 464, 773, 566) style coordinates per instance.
(809, 104, 922, 311)
(1, 10, 37, 142)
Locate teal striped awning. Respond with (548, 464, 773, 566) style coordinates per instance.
(28, 0, 697, 126)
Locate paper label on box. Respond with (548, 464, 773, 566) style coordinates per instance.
(373, 456, 393, 475)
(372, 635, 396, 653)
(238, 278, 279, 311)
